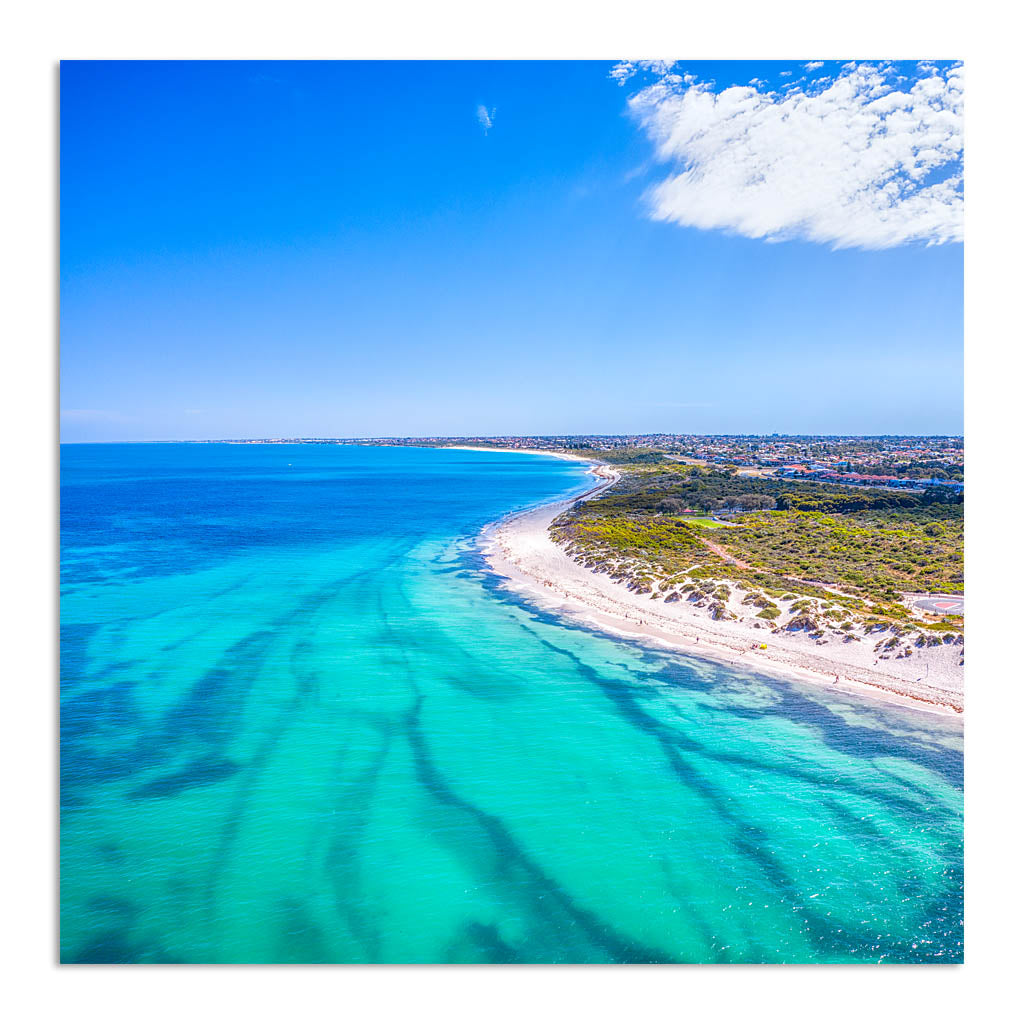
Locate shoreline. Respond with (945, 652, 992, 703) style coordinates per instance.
(476, 449, 963, 719)
(443, 445, 596, 463)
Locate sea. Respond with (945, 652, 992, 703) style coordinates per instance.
(59, 443, 964, 963)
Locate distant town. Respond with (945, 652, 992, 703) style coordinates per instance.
(212, 434, 964, 493)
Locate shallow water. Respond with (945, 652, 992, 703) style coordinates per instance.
(60, 444, 963, 963)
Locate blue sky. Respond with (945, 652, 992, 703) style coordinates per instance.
(60, 60, 963, 441)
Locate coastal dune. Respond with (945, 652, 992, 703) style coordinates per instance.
(481, 456, 963, 717)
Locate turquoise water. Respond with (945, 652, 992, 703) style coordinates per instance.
(60, 444, 963, 963)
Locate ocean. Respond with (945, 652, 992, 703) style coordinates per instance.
(59, 443, 963, 963)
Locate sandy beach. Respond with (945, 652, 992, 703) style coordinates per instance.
(480, 454, 963, 717)
(445, 445, 594, 462)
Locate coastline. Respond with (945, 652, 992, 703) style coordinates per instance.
(443, 445, 596, 463)
(477, 450, 963, 719)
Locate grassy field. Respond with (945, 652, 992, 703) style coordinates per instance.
(680, 516, 731, 529)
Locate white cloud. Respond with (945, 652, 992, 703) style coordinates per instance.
(610, 60, 677, 86)
(804, 60, 825, 71)
(610, 61, 636, 86)
(476, 104, 495, 134)
(625, 61, 963, 249)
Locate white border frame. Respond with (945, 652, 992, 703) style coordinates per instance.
(6, 1, 1019, 1018)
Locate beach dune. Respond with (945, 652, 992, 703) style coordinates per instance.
(480, 455, 963, 717)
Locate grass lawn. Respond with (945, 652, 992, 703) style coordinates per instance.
(681, 516, 733, 529)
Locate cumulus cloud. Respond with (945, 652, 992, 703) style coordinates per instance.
(476, 104, 495, 134)
(804, 60, 825, 71)
(625, 61, 963, 249)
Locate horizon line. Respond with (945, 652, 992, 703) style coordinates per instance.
(60, 432, 966, 444)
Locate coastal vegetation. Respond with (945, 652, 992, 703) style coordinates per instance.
(551, 456, 963, 641)
(716, 509, 963, 597)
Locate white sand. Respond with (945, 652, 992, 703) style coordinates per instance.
(445, 445, 593, 462)
(480, 458, 963, 718)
